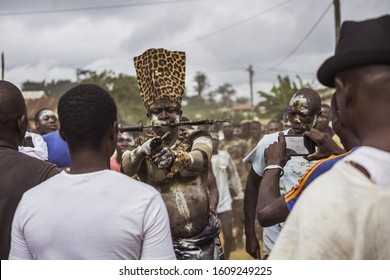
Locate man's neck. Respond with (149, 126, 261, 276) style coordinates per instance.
(68, 149, 110, 174)
(361, 128, 390, 153)
(0, 140, 18, 150)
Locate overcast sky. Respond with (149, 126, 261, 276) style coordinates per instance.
(1, 0, 389, 102)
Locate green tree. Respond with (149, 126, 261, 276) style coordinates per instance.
(236, 97, 249, 104)
(193, 71, 210, 97)
(22, 81, 45, 91)
(214, 83, 236, 108)
(45, 80, 77, 96)
(78, 70, 145, 124)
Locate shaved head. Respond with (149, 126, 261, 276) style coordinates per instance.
(0, 80, 28, 148)
(0, 81, 26, 127)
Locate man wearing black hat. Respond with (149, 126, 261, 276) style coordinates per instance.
(270, 14, 390, 259)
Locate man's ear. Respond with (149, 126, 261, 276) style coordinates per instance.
(112, 121, 118, 141)
(59, 128, 67, 141)
(17, 114, 28, 143)
(335, 77, 354, 110)
(334, 77, 344, 92)
(107, 121, 118, 155)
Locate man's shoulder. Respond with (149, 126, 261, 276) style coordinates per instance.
(42, 130, 59, 141)
(302, 157, 357, 196)
(184, 128, 210, 139)
(102, 170, 161, 195)
(314, 151, 352, 173)
(218, 149, 231, 158)
(264, 130, 288, 140)
(2, 148, 55, 168)
(27, 170, 160, 197)
(220, 137, 247, 149)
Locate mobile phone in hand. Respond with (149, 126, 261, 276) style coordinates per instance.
(284, 135, 316, 156)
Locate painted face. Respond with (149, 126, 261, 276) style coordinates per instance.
(37, 109, 58, 135)
(147, 99, 181, 136)
(288, 95, 317, 135)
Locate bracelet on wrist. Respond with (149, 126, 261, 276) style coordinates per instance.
(263, 164, 284, 177)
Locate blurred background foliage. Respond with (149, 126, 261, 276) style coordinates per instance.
(21, 70, 330, 125)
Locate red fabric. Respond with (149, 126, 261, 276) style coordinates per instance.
(110, 156, 121, 172)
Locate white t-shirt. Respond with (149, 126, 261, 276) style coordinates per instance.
(270, 147, 390, 259)
(18, 131, 48, 161)
(211, 150, 244, 213)
(244, 130, 317, 194)
(244, 130, 317, 255)
(345, 146, 390, 187)
(9, 170, 176, 260)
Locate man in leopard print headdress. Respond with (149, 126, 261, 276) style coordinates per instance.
(122, 48, 223, 260)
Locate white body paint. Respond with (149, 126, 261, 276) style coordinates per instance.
(289, 95, 310, 114)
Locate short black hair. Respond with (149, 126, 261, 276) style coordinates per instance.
(0, 81, 26, 127)
(293, 88, 322, 114)
(268, 118, 282, 124)
(58, 84, 117, 151)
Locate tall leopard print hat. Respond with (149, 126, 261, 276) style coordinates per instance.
(133, 48, 186, 109)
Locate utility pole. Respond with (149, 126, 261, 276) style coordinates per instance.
(247, 65, 254, 107)
(333, 0, 341, 45)
(1, 52, 4, 80)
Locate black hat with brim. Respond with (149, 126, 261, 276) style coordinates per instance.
(317, 14, 390, 87)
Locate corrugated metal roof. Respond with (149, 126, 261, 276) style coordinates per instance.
(21, 90, 46, 100)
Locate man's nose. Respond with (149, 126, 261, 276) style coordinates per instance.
(159, 110, 169, 119)
(291, 114, 301, 123)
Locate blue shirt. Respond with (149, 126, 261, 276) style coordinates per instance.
(43, 130, 72, 168)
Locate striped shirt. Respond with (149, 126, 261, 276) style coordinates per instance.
(285, 148, 356, 211)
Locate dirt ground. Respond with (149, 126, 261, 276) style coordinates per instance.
(219, 233, 255, 260)
(229, 247, 253, 260)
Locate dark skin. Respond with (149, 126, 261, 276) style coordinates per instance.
(207, 162, 219, 213)
(256, 130, 345, 228)
(257, 132, 291, 226)
(240, 122, 251, 140)
(0, 111, 29, 151)
(335, 65, 390, 152)
(211, 135, 234, 259)
(250, 122, 262, 142)
(266, 121, 283, 134)
(256, 91, 361, 228)
(35, 109, 58, 135)
(244, 90, 321, 259)
(221, 122, 234, 140)
(60, 122, 118, 174)
(122, 98, 212, 238)
(315, 106, 330, 131)
(115, 132, 132, 164)
(147, 99, 182, 145)
(0, 87, 60, 178)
